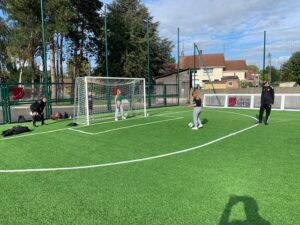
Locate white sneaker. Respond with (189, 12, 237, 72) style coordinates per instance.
(198, 124, 204, 128)
(115, 118, 118, 121)
(192, 127, 198, 130)
(122, 116, 126, 120)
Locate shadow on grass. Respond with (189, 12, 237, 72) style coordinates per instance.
(202, 118, 209, 125)
(219, 195, 271, 225)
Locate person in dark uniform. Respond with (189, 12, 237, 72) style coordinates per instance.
(258, 81, 274, 125)
(30, 97, 47, 127)
(88, 91, 93, 115)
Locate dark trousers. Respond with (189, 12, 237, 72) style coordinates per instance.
(258, 104, 272, 123)
(32, 112, 45, 126)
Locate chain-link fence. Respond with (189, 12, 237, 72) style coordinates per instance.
(0, 82, 179, 124)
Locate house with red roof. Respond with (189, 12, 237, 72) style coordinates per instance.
(179, 53, 248, 88)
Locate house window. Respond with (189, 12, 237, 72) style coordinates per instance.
(192, 78, 199, 88)
(203, 68, 213, 75)
(228, 81, 233, 86)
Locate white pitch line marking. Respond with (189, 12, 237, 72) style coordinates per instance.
(0, 123, 258, 173)
(0, 110, 190, 141)
(67, 128, 93, 135)
(91, 117, 184, 135)
(68, 116, 183, 135)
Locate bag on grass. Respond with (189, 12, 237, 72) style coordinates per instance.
(63, 112, 69, 119)
(68, 122, 78, 127)
(2, 126, 31, 137)
(50, 113, 56, 120)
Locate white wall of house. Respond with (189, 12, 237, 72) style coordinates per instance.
(223, 71, 247, 80)
(191, 68, 247, 87)
(193, 67, 224, 87)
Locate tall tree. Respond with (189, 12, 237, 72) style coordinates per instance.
(247, 65, 259, 74)
(0, 18, 8, 78)
(104, 0, 173, 80)
(265, 66, 280, 83)
(280, 61, 290, 82)
(287, 52, 300, 84)
(1, 0, 41, 83)
(67, 0, 103, 79)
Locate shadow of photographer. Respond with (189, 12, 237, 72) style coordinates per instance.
(219, 195, 271, 225)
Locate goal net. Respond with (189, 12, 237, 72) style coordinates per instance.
(74, 77, 147, 125)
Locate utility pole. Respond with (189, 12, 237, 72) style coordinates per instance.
(147, 18, 151, 107)
(104, 4, 109, 77)
(263, 31, 266, 81)
(177, 27, 180, 105)
(40, 0, 50, 118)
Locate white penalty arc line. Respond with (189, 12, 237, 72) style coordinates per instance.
(0, 124, 258, 173)
(0, 110, 258, 173)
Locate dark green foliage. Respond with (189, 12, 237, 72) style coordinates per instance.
(287, 52, 300, 84)
(247, 65, 259, 73)
(102, 0, 173, 79)
(265, 66, 280, 83)
(280, 61, 290, 82)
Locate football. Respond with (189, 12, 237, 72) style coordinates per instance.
(188, 122, 194, 128)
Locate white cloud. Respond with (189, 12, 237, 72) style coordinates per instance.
(92, 0, 300, 68)
(145, 0, 300, 67)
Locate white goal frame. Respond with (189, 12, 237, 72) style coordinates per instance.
(74, 76, 147, 125)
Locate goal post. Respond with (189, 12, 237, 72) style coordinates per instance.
(73, 77, 147, 125)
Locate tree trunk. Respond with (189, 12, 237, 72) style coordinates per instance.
(56, 34, 60, 99)
(59, 34, 64, 98)
(18, 60, 26, 84)
(30, 45, 35, 98)
(59, 34, 64, 83)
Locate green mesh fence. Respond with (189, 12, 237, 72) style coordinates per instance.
(0, 82, 179, 124)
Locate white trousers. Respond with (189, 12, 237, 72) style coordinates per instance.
(193, 107, 202, 127)
(115, 101, 124, 118)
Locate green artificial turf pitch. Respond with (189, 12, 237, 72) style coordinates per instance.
(0, 106, 299, 225)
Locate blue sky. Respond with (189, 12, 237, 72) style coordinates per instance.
(102, 0, 300, 68)
(2, 0, 300, 69)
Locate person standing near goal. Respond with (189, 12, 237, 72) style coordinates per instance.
(88, 91, 93, 115)
(190, 91, 203, 130)
(258, 81, 274, 125)
(30, 97, 47, 127)
(115, 89, 126, 121)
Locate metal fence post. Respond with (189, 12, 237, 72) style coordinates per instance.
(164, 85, 167, 106)
(0, 84, 5, 123)
(1, 84, 11, 124)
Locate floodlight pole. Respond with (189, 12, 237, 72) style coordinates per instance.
(104, 4, 109, 77)
(193, 43, 196, 89)
(177, 28, 180, 105)
(268, 53, 272, 82)
(40, 0, 50, 118)
(262, 30, 266, 82)
(147, 18, 151, 107)
(194, 44, 202, 89)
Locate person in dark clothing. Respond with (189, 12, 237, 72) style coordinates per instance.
(30, 97, 47, 127)
(88, 91, 93, 114)
(258, 81, 274, 125)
